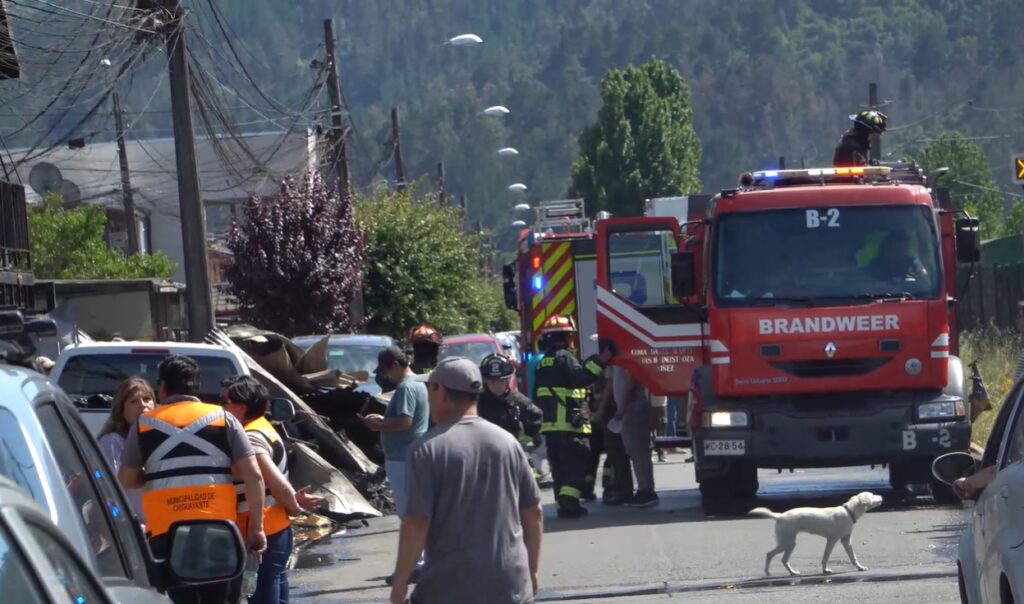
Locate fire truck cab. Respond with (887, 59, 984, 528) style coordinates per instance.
(594, 164, 982, 507)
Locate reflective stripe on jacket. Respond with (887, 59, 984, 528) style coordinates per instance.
(236, 416, 291, 536)
(534, 348, 604, 434)
(138, 401, 236, 537)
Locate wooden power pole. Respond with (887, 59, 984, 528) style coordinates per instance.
(436, 161, 446, 205)
(323, 19, 352, 201)
(111, 86, 141, 255)
(163, 0, 214, 341)
(391, 107, 406, 190)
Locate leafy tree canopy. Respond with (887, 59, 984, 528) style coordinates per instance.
(919, 131, 1020, 239)
(570, 57, 702, 216)
(357, 185, 516, 339)
(224, 173, 365, 336)
(29, 193, 176, 280)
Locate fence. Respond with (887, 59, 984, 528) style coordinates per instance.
(957, 264, 1024, 331)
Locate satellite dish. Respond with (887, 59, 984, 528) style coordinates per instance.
(29, 162, 63, 197)
(60, 180, 82, 206)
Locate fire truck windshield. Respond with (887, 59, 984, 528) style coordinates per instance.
(712, 204, 942, 306)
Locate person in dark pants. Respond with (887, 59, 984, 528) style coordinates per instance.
(595, 367, 633, 505)
(532, 315, 611, 519)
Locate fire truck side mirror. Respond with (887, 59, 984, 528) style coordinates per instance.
(670, 252, 697, 299)
(502, 263, 519, 311)
(954, 217, 981, 264)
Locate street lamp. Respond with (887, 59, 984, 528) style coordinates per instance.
(508, 183, 527, 193)
(514, 203, 531, 212)
(446, 33, 483, 46)
(482, 105, 510, 117)
(496, 147, 519, 156)
(511, 220, 527, 227)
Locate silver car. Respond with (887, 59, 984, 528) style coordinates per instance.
(934, 377, 1024, 603)
(0, 361, 245, 602)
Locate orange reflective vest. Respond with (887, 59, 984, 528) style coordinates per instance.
(137, 401, 237, 538)
(236, 416, 291, 536)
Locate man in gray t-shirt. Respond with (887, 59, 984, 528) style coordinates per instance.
(389, 358, 544, 604)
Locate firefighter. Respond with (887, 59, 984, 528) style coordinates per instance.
(533, 315, 612, 518)
(478, 353, 543, 445)
(409, 324, 442, 375)
(833, 109, 887, 167)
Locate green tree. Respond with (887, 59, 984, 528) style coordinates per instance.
(569, 57, 702, 216)
(357, 186, 516, 339)
(919, 131, 1018, 239)
(28, 193, 176, 279)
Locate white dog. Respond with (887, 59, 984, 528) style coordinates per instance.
(749, 491, 884, 576)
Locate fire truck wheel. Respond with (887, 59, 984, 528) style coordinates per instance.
(930, 474, 960, 505)
(888, 462, 910, 495)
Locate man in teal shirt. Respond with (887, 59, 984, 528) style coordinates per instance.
(363, 345, 430, 584)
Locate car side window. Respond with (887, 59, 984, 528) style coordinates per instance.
(34, 404, 126, 579)
(53, 400, 150, 579)
(0, 407, 47, 504)
(998, 383, 1024, 468)
(0, 522, 45, 603)
(24, 520, 109, 604)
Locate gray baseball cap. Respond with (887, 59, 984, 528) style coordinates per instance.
(417, 357, 483, 394)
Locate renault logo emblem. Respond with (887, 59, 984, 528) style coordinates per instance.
(825, 342, 837, 358)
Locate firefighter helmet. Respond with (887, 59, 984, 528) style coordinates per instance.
(480, 353, 515, 380)
(850, 109, 887, 134)
(537, 314, 576, 336)
(409, 325, 442, 345)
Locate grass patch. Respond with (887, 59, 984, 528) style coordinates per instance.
(961, 325, 1023, 446)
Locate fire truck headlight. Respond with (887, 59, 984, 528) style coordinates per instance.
(917, 400, 965, 421)
(704, 411, 749, 428)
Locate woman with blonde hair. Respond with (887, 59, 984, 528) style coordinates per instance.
(98, 376, 155, 522)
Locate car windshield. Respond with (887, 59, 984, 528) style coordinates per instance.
(57, 354, 238, 403)
(713, 205, 942, 306)
(441, 341, 498, 365)
(325, 345, 384, 377)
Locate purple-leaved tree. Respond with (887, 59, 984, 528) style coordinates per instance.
(224, 172, 365, 335)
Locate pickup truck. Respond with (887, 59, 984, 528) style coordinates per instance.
(50, 342, 250, 436)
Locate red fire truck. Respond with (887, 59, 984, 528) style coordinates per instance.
(593, 164, 980, 507)
(505, 197, 709, 397)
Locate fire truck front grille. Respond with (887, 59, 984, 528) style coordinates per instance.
(769, 357, 890, 379)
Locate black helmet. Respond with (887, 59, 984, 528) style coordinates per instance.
(850, 109, 887, 134)
(480, 353, 515, 380)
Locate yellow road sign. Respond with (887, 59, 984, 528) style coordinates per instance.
(1017, 156, 1024, 181)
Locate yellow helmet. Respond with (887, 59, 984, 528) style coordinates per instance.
(538, 314, 576, 336)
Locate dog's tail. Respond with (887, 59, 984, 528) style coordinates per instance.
(748, 507, 782, 520)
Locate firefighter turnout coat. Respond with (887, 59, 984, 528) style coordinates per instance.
(534, 348, 605, 434)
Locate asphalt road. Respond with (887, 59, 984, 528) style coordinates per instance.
(289, 452, 966, 603)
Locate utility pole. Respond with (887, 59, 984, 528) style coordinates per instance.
(436, 161, 446, 205)
(323, 19, 352, 201)
(869, 82, 881, 161)
(323, 18, 362, 331)
(162, 0, 214, 341)
(391, 107, 406, 190)
(111, 86, 140, 255)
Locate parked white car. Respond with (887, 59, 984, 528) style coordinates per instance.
(50, 342, 251, 436)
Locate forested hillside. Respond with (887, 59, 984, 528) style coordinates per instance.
(5, 0, 1024, 236)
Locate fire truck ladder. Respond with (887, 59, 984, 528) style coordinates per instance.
(535, 199, 589, 234)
